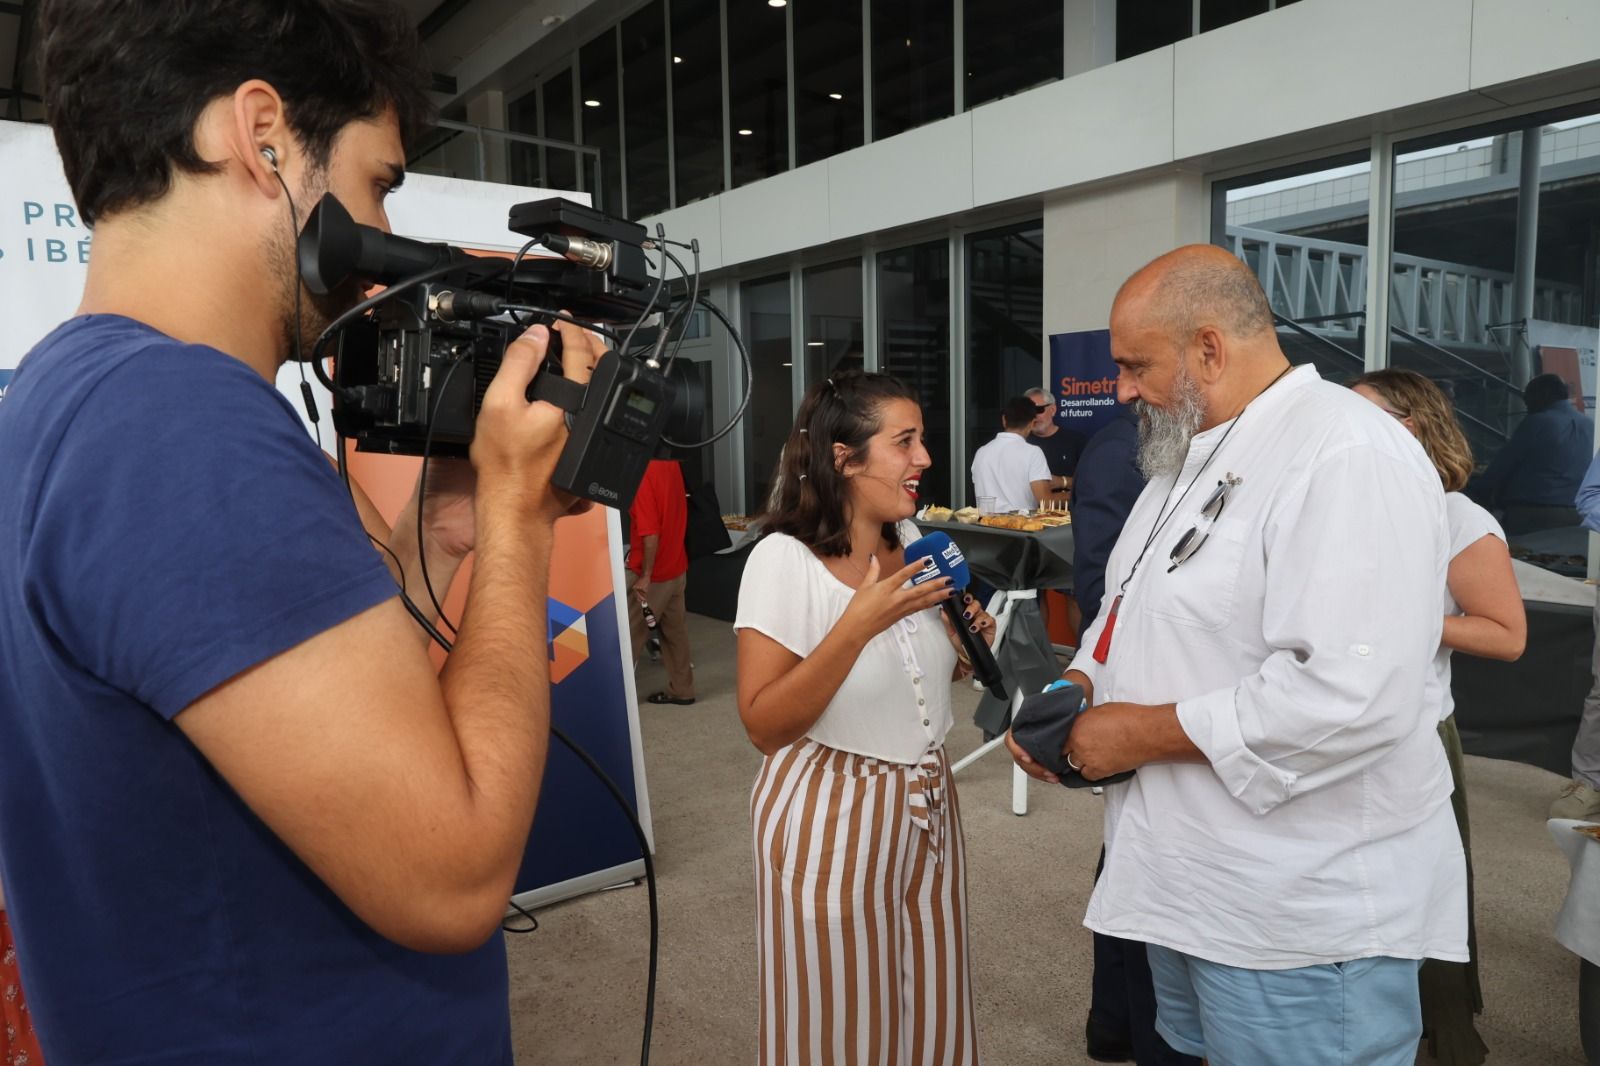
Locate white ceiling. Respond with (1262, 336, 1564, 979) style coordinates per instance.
(0, 0, 600, 124)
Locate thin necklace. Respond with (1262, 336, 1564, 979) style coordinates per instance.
(1118, 362, 1294, 596)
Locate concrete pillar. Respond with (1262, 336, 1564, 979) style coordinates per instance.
(1042, 168, 1210, 338)
(1063, 0, 1118, 78)
(465, 90, 509, 184)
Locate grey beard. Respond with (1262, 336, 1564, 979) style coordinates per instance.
(1135, 370, 1206, 480)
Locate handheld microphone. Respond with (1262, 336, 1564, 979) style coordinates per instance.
(903, 531, 1008, 701)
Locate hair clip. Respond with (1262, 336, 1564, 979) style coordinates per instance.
(798, 474, 807, 481)
(826, 377, 836, 390)
(798, 428, 808, 434)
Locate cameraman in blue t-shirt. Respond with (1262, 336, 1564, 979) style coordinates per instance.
(0, 3, 601, 1062)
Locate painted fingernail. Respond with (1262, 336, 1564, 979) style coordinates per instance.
(962, 610, 973, 620)
(968, 623, 979, 633)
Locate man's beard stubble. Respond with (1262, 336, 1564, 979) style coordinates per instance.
(1134, 363, 1206, 480)
(266, 189, 363, 365)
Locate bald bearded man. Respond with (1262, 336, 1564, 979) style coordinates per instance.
(1008, 246, 1466, 1066)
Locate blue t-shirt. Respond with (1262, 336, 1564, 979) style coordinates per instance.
(0, 316, 512, 1064)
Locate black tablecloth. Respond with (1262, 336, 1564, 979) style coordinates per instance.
(1452, 601, 1588, 775)
(914, 519, 1076, 735)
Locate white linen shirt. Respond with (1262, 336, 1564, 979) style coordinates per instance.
(1072, 365, 1468, 970)
(971, 431, 1051, 512)
(1436, 492, 1509, 722)
(734, 522, 956, 764)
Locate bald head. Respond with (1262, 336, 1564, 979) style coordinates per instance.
(1114, 244, 1274, 348)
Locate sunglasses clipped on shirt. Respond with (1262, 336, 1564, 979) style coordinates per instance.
(1168, 474, 1240, 572)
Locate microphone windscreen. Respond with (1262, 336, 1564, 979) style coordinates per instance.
(903, 531, 971, 589)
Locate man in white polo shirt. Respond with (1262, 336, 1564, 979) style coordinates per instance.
(1008, 245, 1465, 1066)
(971, 395, 1059, 511)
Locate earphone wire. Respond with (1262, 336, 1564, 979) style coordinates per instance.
(268, 150, 323, 453)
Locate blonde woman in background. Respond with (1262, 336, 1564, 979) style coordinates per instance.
(1352, 369, 1527, 1066)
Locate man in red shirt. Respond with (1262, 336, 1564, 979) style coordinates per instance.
(627, 452, 696, 704)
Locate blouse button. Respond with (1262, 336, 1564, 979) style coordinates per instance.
(917, 698, 925, 706)
(922, 718, 930, 727)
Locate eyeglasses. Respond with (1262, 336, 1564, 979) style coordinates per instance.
(1168, 475, 1239, 572)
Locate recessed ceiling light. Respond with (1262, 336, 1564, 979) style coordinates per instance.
(806, 341, 825, 346)
(673, 55, 683, 63)
(737, 128, 753, 136)
(768, 0, 787, 6)
(828, 92, 843, 100)
(584, 99, 601, 108)
(781, 362, 793, 367)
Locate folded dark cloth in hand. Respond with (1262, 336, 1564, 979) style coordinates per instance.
(1010, 681, 1136, 789)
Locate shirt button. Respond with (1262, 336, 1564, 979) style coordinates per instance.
(1355, 644, 1371, 656)
(922, 719, 930, 727)
(917, 698, 925, 706)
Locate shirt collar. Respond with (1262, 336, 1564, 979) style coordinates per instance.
(1182, 363, 1317, 471)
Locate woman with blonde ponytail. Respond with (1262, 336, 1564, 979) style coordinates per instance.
(1352, 368, 1526, 1066)
(735, 371, 992, 1065)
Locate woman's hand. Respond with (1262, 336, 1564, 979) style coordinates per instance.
(944, 592, 995, 678)
(838, 556, 954, 645)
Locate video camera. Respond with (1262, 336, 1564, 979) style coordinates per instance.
(297, 193, 709, 510)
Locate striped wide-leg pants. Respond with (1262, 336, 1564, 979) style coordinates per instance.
(750, 740, 979, 1066)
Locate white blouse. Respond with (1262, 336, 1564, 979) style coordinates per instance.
(1436, 492, 1509, 722)
(734, 521, 957, 765)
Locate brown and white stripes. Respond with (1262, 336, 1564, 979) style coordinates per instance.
(750, 740, 979, 1066)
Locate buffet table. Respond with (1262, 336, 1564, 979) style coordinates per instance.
(913, 518, 1076, 815)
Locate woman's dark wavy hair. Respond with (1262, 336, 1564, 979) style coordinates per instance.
(758, 371, 921, 558)
(38, 0, 436, 226)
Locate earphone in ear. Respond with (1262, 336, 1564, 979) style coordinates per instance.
(260, 146, 278, 171)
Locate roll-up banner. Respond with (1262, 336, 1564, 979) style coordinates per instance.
(1047, 329, 1121, 438)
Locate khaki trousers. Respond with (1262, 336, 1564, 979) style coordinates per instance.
(627, 570, 694, 699)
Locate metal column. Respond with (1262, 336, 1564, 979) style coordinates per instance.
(1510, 126, 1544, 387)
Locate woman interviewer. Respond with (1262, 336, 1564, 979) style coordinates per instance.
(1352, 369, 1526, 1066)
(735, 371, 991, 1066)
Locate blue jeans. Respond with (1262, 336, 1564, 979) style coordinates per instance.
(1146, 944, 1423, 1066)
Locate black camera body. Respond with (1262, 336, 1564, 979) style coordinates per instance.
(300, 194, 686, 509)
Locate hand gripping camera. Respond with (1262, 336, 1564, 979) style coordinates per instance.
(297, 193, 700, 509)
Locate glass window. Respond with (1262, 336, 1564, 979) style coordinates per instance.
(966, 222, 1045, 502)
(579, 30, 622, 214)
(1116, 0, 1190, 60)
(671, 0, 724, 204)
(541, 69, 578, 192)
(728, 0, 789, 187)
(872, 0, 954, 141)
(507, 88, 542, 188)
(1213, 154, 1372, 385)
(1388, 110, 1600, 542)
(878, 241, 954, 506)
(802, 259, 864, 386)
(1200, 0, 1270, 32)
(794, 0, 864, 166)
(964, 1, 1062, 110)
(622, 2, 670, 218)
(742, 275, 794, 511)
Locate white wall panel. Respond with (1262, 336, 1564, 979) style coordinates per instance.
(1173, 0, 1473, 160)
(641, 196, 725, 274)
(716, 163, 832, 267)
(972, 47, 1175, 206)
(1470, 0, 1600, 91)
(825, 114, 975, 241)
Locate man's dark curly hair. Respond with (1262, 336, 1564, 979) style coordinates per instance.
(38, 0, 436, 226)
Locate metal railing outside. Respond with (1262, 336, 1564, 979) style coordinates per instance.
(407, 120, 604, 209)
